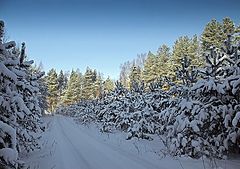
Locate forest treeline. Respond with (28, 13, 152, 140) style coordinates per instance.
(46, 17, 240, 112)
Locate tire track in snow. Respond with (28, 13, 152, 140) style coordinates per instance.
(56, 115, 163, 169)
(75, 123, 163, 169)
(56, 116, 125, 169)
(55, 117, 92, 169)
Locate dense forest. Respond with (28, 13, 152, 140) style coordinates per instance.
(1, 17, 240, 168)
(46, 17, 240, 108)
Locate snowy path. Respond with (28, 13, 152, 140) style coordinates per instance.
(46, 115, 162, 169)
(23, 115, 240, 169)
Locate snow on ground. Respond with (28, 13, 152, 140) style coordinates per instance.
(20, 115, 240, 169)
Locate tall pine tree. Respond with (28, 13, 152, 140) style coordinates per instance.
(201, 17, 240, 50)
(172, 35, 203, 82)
(82, 67, 95, 100)
(156, 44, 171, 78)
(46, 69, 58, 112)
(143, 51, 157, 84)
(62, 70, 82, 105)
(58, 70, 67, 98)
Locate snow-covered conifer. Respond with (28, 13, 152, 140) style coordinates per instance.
(0, 21, 44, 168)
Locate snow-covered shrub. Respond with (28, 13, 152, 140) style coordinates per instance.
(74, 101, 97, 125)
(97, 81, 130, 132)
(56, 100, 97, 125)
(13, 43, 44, 153)
(157, 56, 202, 157)
(125, 82, 162, 140)
(161, 35, 240, 159)
(57, 79, 169, 140)
(97, 81, 160, 139)
(31, 65, 48, 115)
(145, 80, 171, 134)
(189, 36, 240, 158)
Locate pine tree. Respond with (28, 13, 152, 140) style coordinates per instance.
(201, 19, 223, 50)
(0, 21, 43, 168)
(188, 35, 203, 66)
(58, 70, 66, 98)
(161, 35, 240, 159)
(0, 21, 19, 168)
(82, 67, 95, 99)
(94, 72, 104, 98)
(31, 63, 48, 114)
(172, 36, 191, 66)
(143, 51, 157, 84)
(235, 25, 240, 41)
(223, 17, 240, 42)
(103, 76, 115, 93)
(156, 44, 171, 78)
(16, 43, 44, 152)
(172, 35, 203, 82)
(171, 36, 191, 82)
(72, 69, 82, 103)
(119, 54, 146, 89)
(62, 70, 74, 105)
(201, 17, 239, 50)
(62, 70, 82, 105)
(91, 69, 100, 98)
(38, 75, 49, 114)
(92, 69, 97, 82)
(222, 17, 235, 38)
(46, 68, 58, 112)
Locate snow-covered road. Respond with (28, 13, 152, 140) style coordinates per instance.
(23, 115, 240, 169)
(49, 115, 162, 169)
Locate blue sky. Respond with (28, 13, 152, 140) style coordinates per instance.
(1, 0, 240, 79)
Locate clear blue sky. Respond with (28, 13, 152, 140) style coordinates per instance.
(1, 0, 239, 79)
